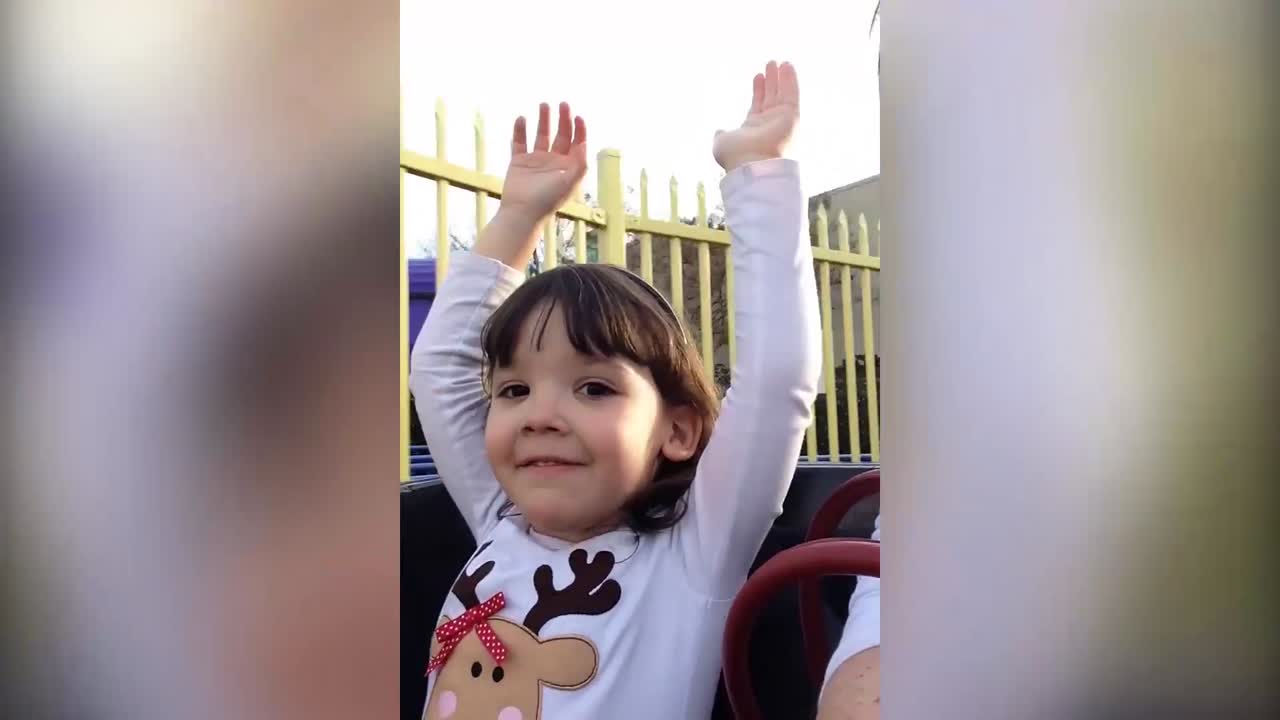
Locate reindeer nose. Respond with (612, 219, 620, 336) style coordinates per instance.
(497, 708, 522, 720)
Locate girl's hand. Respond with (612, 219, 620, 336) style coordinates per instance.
(712, 60, 800, 172)
(499, 101, 588, 227)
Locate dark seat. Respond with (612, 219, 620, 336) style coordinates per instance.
(400, 462, 879, 720)
(400, 478, 472, 720)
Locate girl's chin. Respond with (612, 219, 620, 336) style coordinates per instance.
(519, 502, 617, 542)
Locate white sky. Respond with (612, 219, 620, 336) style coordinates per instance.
(401, 0, 880, 256)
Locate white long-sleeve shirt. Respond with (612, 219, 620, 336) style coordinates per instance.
(410, 158, 820, 720)
(822, 514, 882, 689)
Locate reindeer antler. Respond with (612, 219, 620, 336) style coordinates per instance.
(523, 548, 622, 634)
(451, 541, 495, 608)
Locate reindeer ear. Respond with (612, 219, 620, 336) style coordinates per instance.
(535, 635, 598, 690)
(429, 615, 450, 657)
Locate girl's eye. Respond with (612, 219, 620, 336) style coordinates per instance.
(496, 384, 529, 399)
(578, 381, 616, 398)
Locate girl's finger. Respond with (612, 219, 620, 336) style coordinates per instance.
(511, 116, 528, 155)
(779, 61, 799, 107)
(764, 60, 780, 105)
(750, 73, 765, 115)
(533, 102, 552, 152)
(551, 102, 573, 154)
(573, 116, 587, 148)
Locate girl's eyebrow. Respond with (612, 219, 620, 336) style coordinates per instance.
(489, 362, 521, 376)
(580, 357, 647, 380)
(580, 356, 626, 370)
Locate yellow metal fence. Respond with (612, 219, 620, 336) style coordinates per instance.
(401, 100, 880, 482)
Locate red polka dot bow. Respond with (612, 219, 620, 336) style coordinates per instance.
(426, 592, 507, 675)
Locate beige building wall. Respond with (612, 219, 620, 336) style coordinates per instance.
(808, 175, 881, 364)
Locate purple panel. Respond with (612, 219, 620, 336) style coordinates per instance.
(407, 260, 436, 354)
(408, 259, 436, 298)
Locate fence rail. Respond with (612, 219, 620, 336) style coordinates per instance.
(401, 99, 881, 482)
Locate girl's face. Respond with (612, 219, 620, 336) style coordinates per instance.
(484, 306, 698, 541)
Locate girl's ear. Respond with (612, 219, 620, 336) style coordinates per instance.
(660, 405, 703, 463)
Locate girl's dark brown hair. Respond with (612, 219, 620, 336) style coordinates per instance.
(481, 263, 721, 533)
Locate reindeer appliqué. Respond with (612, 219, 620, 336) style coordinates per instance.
(424, 542, 622, 720)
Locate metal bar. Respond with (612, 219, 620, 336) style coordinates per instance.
(697, 182, 713, 379)
(627, 216, 730, 246)
(574, 217, 587, 263)
(474, 112, 487, 234)
(639, 169, 653, 283)
(811, 245, 881, 270)
(857, 213, 880, 461)
(543, 218, 558, 270)
(401, 150, 604, 225)
(669, 177, 684, 321)
(399, 109, 408, 484)
(596, 149, 627, 266)
(837, 211, 862, 456)
(816, 204, 840, 461)
(435, 99, 449, 285)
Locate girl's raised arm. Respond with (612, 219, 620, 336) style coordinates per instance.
(679, 62, 823, 597)
(411, 103, 589, 537)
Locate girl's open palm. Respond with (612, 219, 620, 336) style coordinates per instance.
(713, 61, 800, 171)
(501, 102, 588, 222)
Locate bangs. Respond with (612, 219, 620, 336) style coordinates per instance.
(482, 264, 686, 374)
(478, 262, 722, 534)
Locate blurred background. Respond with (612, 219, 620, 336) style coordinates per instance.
(4, 2, 398, 719)
(4, 0, 1279, 719)
(881, 1, 1279, 717)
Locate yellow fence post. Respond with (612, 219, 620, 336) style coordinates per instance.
(543, 218, 558, 270)
(573, 190, 587, 263)
(858, 214, 880, 461)
(435, 97, 450, 285)
(639, 170, 654, 283)
(837, 211, 862, 458)
(697, 183, 714, 380)
(597, 149, 627, 267)
(474, 112, 487, 235)
(816, 204, 840, 460)
(668, 177, 684, 320)
(435, 99, 450, 286)
(573, 222, 587, 263)
(400, 96, 408, 484)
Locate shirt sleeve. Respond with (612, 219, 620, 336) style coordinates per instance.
(822, 513, 882, 688)
(677, 158, 823, 598)
(409, 252, 524, 539)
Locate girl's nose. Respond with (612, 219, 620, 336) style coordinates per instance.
(520, 390, 566, 433)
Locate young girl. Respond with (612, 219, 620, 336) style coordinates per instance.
(411, 60, 819, 720)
